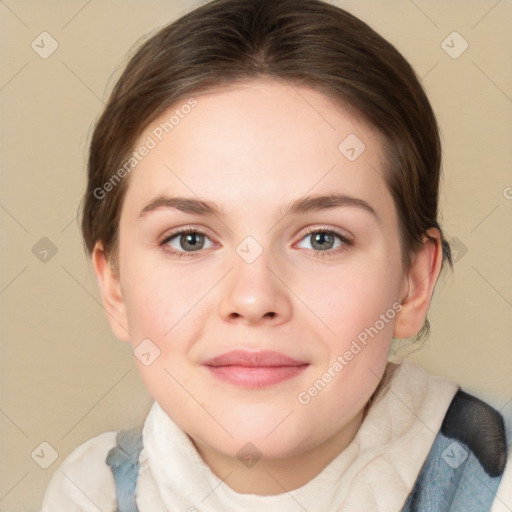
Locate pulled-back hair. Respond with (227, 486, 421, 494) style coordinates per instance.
(81, 0, 452, 341)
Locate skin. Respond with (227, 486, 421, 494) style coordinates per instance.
(93, 78, 443, 495)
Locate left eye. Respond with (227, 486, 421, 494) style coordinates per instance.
(297, 230, 349, 252)
(163, 229, 214, 253)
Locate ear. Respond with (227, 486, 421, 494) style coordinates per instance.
(393, 227, 443, 339)
(92, 242, 131, 342)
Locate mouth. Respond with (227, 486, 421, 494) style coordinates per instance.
(201, 350, 309, 388)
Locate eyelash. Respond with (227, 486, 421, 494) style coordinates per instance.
(159, 226, 352, 259)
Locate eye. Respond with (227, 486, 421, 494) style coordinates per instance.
(160, 228, 214, 257)
(296, 227, 352, 257)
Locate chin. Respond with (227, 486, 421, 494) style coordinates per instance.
(197, 410, 317, 459)
(205, 431, 308, 462)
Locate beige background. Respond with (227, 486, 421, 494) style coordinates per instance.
(1, 0, 511, 510)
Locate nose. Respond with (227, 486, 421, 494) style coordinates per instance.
(218, 247, 293, 326)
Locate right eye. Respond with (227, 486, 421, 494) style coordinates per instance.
(160, 228, 215, 257)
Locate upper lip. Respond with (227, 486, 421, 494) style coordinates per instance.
(202, 350, 308, 367)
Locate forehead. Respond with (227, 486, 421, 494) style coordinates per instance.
(122, 79, 392, 220)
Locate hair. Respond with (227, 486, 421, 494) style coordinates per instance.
(81, 0, 452, 344)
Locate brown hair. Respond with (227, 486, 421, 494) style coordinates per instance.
(81, 0, 452, 341)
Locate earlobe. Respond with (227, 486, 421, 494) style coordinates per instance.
(393, 228, 443, 339)
(92, 242, 131, 342)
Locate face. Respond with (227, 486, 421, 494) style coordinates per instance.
(110, 79, 410, 460)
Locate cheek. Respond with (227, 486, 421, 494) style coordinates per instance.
(122, 274, 170, 339)
(299, 252, 400, 344)
(302, 252, 399, 409)
(121, 254, 220, 354)
(295, 267, 396, 431)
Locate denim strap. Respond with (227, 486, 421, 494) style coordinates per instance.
(402, 390, 507, 511)
(106, 426, 144, 512)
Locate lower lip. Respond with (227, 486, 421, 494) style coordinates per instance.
(204, 365, 308, 388)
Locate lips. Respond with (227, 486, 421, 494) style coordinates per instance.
(203, 350, 307, 367)
(202, 350, 309, 388)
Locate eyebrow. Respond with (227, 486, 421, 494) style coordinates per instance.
(138, 193, 378, 221)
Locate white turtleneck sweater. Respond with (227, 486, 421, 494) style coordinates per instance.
(40, 361, 512, 511)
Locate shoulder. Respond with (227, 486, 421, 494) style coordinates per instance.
(441, 389, 508, 477)
(442, 390, 512, 510)
(41, 430, 119, 511)
(404, 389, 510, 511)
